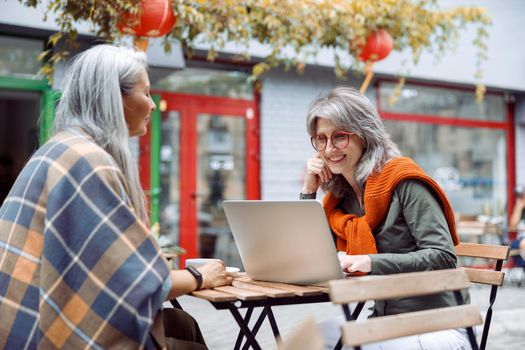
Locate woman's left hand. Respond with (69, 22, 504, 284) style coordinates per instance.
(339, 254, 372, 273)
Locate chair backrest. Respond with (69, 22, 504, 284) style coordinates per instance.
(328, 269, 482, 349)
(455, 242, 509, 285)
(454, 242, 510, 350)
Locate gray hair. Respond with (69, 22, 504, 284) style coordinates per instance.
(53, 44, 148, 223)
(306, 86, 401, 197)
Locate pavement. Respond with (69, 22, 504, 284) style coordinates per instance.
(173, 268, 525, 350)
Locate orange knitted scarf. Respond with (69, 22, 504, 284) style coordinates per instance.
(323, 157, 458, 255)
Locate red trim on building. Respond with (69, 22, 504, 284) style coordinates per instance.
(159, 92, 256, 113)
(247, 87, 261, 200)
(180, 103, 197, 262)
(380, 112, 507, 129)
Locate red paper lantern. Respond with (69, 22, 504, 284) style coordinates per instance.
(117, 0, 176, 37)
(357, 29, 393, 62)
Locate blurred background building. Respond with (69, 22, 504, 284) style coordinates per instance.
(1, 0, 524, 267)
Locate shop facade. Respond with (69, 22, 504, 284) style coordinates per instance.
(1, 0, 524, 267)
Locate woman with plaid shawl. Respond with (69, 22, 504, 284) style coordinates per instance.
(0, 44, 232, 349)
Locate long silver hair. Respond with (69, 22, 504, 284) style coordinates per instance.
(53, 44, 148, 223)
(306, 86, 401, 197)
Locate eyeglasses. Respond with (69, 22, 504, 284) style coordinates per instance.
(310, 131, 354, 151)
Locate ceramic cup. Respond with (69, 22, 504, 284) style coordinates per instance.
(185, 258, 240, 274)
(185, 258, 221, 268)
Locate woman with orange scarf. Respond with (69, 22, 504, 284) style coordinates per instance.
(301, 87, 471, 350)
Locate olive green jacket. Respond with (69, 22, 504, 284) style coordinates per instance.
(316, 179, 469, 316)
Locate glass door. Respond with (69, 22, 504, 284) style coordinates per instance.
(152, 93, 259, 267)
(196, 114, 246, 267)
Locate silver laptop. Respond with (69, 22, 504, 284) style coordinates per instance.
(223, 200, 344, 285)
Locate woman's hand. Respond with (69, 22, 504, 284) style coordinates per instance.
(302, 154, 332, 194)
(198, 260, 233, 289)
(339, 254, 372, 273)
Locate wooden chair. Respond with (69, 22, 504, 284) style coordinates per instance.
(455, 242, 510, 350)
(328, 269, 482, 350)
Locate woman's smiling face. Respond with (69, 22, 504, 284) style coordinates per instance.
(315, 117, 363, 177)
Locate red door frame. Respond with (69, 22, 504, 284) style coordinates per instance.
(141, 92, 260, 261)
(375, 79, 516, 219)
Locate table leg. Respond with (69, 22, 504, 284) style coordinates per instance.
(234, 307, 254, 350)
(334, 302, 366, 350)
(351, 302, 365, 320)
(229, 305, 262, 350)
(232, 305, 283, 350)
(240, 308, 270, 350)
(239, 305, 282, 350)
(265, 305, 281, 341)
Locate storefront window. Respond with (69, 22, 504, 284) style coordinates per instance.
(380, 82, 505, 122)
(196, 114, 246, 267)
(152, 67, 253, 100)
(0, 35, 43, 78)
(384, 120, 507, 217)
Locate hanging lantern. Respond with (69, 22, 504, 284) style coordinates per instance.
(117, 0, 176, 51)
(357, 29, 394, 62)
(352, 29, 394, 93)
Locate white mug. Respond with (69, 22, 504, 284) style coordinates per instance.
(185, 258, 221, 268)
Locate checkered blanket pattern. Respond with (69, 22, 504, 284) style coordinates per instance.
(0, 130, 170, 349)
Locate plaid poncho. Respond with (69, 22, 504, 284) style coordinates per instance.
(0, 130, 170, 349)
